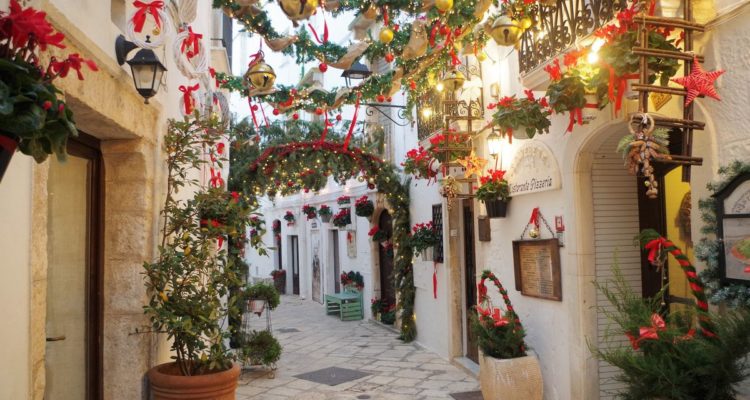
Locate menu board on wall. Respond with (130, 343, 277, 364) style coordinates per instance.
(512, 239, 562, 301)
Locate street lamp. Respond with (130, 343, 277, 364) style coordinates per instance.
(487, 130, 503, 159)
(341, 61, 372, 87)
(341, 60, 412, 127)
(115, 35, 167, 104)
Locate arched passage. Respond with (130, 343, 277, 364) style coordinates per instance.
(241, 141, 417, 341)
(377, 209, 395, 308)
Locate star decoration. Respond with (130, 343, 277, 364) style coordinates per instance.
(457, 150, 487, 178)
(671, 56, 725, 106)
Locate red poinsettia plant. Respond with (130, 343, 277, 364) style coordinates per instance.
(489, 90, 552, 139)
(475, 169, 511, 202)
(283, 210, 295, 225)
(368, 225, 388, 242)
(402, 146, 438, 182)
(301, 204, 317, 220)
(318, 204, 332, 217)
(336, 195, 351, 205)
(0, 0, 98, 163)
(332, 208, 351, 228)
(429, 130, 470, 162)
(354, 195, 374, 217)
(409, 221, 440, 252)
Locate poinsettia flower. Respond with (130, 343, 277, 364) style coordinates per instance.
(1, 0, 66, 51)
(498, 96, 515, 108)
(563, 49, 585, 67)
(544, 59, 562, 81)
(539, 97, 549, 108)
(524, 89, 535, 101)
(50, 54, 98, 80)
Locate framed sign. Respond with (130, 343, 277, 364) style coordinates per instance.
(512, 239, 562, 301)
(714, 172, 750, 284)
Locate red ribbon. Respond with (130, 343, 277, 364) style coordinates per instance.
(477, 279, 488, 302)
(529, 207, 540, 228)
(429, 21, 441, 47)
(433, 262, 438, 299)
(626, 313, 666, 350)
(382, 6, 389, 26)
(603, 62, 638, 115)
(247, 97, 260, 130)
(566, 107, 583, 132)
(320, 112, 334, 143)
(307, 21, 328, 44)
(179, 84, 199, 115)
(343, 93, 361, 149)
(644, 237, 668, 264)
(132, 1, 164, 33)
(449, 49, 461, 66)
(180, 26, 202, 59)
(209, 167, 224, 188)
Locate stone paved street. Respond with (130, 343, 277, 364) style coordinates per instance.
(236, 296, 479, 400)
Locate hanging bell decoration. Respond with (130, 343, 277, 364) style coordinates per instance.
(244, 58, 277, 91)
(442, 68, 466, 92)
(278, 0, 318, 24)
(488, 16, 524, 47)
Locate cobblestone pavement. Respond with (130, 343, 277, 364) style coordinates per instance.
(236, 295, 479, 400)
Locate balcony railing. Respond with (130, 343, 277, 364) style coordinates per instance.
(518, 0, 629, 74)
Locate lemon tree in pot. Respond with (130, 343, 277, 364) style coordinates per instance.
(475, 169, 511, 218)
(474, 270, 543, 400)
(142, 116, 249, 400)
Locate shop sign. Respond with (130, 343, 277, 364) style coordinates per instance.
(506, 141, 561, 196)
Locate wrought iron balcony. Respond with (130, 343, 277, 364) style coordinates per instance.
(518, 0, 629, 74)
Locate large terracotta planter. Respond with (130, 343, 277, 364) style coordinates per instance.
(148, 362, 240, 400)
(479, 351, 543, 400)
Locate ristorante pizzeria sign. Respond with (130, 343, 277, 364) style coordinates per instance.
(506, 141, 561, 196)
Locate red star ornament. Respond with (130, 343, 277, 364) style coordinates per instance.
(671, 56, 725, 106)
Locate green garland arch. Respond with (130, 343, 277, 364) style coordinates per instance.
(697, 161, 750, 307)
(241, 140, 417, 341)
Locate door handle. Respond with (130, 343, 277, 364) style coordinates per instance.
(46, 335, 66, 342)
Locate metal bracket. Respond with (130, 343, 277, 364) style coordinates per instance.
(362, 103, 413, 127)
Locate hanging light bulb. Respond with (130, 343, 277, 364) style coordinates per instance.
(422, 106, 433, 118)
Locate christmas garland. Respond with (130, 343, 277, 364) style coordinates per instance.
(696, 161, 750, 307)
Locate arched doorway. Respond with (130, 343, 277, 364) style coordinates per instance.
(378, 210, 396, 308)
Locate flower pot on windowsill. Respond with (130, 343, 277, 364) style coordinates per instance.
(420, 247, 434, 262)
(148, 362, 241, 400)
(0, 133, 19, 183)
(479, 350, 543, 400)
(483, 198, 509, 218)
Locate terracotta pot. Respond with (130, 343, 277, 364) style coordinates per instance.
(0, 133, 19, 183)
(479, 351, 543, 400)
(483, 198, 509, 218)
(148, 362, 240, 400)
(247, 299, 266, 316)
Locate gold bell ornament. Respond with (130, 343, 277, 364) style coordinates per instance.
(488, 15, 524, 47)
(379, 27, 394, 44)
(278, 0, 318, 24)
(441, 68, 466, 92)
(244, 56, 277, 91)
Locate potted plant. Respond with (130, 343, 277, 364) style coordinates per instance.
(355, 195, 375, 219)
(429, 130, 471, 166)
(270, 269, 286, 294)
(410, 221, 441, 261)
(302, 204, 317, 220)
(591, 231, 750, 399)
(401, 146, 438, 182)
(371, 298, 384, 320)
(142, 117, 243, 398)
(475, 169, 511, 218)
(489, 91, 551, 140)
(0, 0, 98, 181)
(283, 210, 295, 226)
(368, 225, 388, 242)
(474, 270, 542, 400)
(237, 330, 282, 368)
(242, 282, 280, 316)
(332, 208, 351, 228)
(340, 270, 364, 291)
(318, 204, 333, 223)
(337, 195, 351, 205)
(380, 302, 396, 325)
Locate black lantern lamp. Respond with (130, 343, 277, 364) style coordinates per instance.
(341, 60, 372, 87)
(115, 35, 167, 104)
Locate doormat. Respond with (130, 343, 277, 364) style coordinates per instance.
(276, 328, 300, 333)
(449, 391, 483, 400)
(294, 367, 370, 386)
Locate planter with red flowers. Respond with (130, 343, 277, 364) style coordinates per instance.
(354, 195, 374, 219)
(302, 204, 317, 220)
(368, 225, 388, 242)
(318, 204, 333, 223)
(489, 91, 551, 140)
(270, 269, 286, 294)
(475, 169, 511, 218)
(401, 146, 438, 182)
(283, 211, 295, 226)
(340, 271, 364, 292)
(474, 270, 542, 400)
(410, 222, 441, 261)
(332, 208, 351, 229)
(0, 0, 98, 182)
(336, 195, 351, 205)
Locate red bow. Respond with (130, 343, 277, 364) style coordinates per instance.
(209, 167, 224, 188)
(230, 191, 239, 203)
(644, 237, 669, 265)
(477, 279, 488, 301)
(132, 1, 163, 33)
(320, 112, 334, 143)
(529, 207, 540, 228)
(180, 26, 202, 59)
(179, 84, 199, 115)
(491, 308, 509, 327)
(626, 313, 666, 350)
(566, 107, 583, 132)
(343, 92, 361, 150)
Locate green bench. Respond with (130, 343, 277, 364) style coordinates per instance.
(325, 289, 363, 321)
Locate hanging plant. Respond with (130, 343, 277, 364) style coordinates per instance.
(337, 195, 351, 205)
(409, 222, 440, 253)
(402, 146, 438, 182)
(489, 91, 551, 140)
(332, 208, 351, 228)
(302, 204, 317, 220)
(354, 195, 374, 217)
(283, 210, 295, 225)
(368, 225, 388, 242)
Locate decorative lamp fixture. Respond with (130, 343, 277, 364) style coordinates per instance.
(244, 58, 277, 91)
(488, 16, 523, 47)
(421, 106, 433, 119)
(115, 35, 167, 104)
(341, 61, 373, 87)
(487, 130, 502, 159)
(442, 68, 466, 92)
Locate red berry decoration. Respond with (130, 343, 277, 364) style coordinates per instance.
(273, 108, 280, 115)
(315, 107, 324, 115)
(386, 96, 392, 102)
(336, 114, 342, 121)
(409, 80, 417, 90)
(319, 62, 328, 73)
(393, 24, 400, 32)
(385, 53, 394, 63)
(251, 104, 259, 111)
(376, 94, 386, 102)
(292, 113, 299, 120)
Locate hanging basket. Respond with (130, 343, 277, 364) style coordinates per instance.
(421, 247, 434, 262)
(511, 125, 531, 140)
(582, 94, 599, 123)
(320, 214, 332, 223)
(247, 299, 266, 316)
(0, 133, 19, 183)
(484, 198, 509, 218)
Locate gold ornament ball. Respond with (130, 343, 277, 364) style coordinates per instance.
(278, 0, 318, 21)
(520, 17, 533, 30)
(244, 60, 277, 91)
(379, 27, 394, 44)
(529, 227, 540, 239)
(435, 0, 453, 12)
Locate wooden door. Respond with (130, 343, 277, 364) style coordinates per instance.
(291, 235, 300, 295)
(332, 231, 341, 293)
(378, 210, 396, 306)
(45, 135, 103, 400)
(463, 201, 478, 363)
